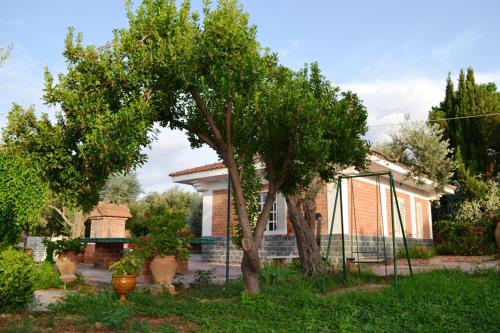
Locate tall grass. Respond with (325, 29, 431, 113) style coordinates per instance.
(41, 266, 500, 332)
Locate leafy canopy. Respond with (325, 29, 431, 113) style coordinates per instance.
(429, 68, 500, 196)
(0, 147, 49, 246)
(376, 116, 454, 192)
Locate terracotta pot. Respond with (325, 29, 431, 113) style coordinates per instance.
(495, 221, 500, 251)
(112, 275, 137, 302)
(55, 252, 78, 282)
(24, 248, 33, 256)
(150, 255, 177, 291)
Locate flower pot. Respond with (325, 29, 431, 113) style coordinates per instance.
(112, 275, 137, 302)
(150, 255, 177, 293)
(55, 251, 78, 282)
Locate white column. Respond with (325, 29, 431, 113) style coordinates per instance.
(410, 193, 417, 238)
(427, 201, 433, 239)
(380, 185, 389, 237)
(202, 191, 213, 237)
(341, 178, 349, 234)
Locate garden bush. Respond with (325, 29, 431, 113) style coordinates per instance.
(0, 247, 34, 312)
(398, 245, 436, 259)
(31, 261, 63, 290)
(433, 219, 497, 255)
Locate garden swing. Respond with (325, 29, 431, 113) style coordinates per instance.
(324, 171, 413, 287)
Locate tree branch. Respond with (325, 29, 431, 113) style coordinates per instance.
(189, 88, 226, 152)
(49, 205, 70, 224)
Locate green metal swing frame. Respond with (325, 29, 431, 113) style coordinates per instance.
(324, 171, 413, 287)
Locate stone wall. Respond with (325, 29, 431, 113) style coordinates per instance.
(201, 235, 433, 265)
(17, 236, 63, 262)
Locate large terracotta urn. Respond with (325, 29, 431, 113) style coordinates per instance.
(55, 252, 78, 282)
(150, 255, 177, 293)
(112, 275, 137, 302)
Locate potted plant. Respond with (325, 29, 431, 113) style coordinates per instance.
(142, 214, 190, 294)
(109, 253, 143, 301)
(49, 238, 86, 282)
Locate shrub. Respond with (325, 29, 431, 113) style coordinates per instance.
(43, 238, 86, 257)
(398, 245, 436, 259)
(0, 247, 34, 312)
(50, 291, 133, 329)
(433, 219, 497, 255)
(31, 261, 63, 290)
(190, 269, 215, 288)
(109, 253, 143, 276)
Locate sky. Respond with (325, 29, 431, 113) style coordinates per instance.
(1, 0, 500, 193)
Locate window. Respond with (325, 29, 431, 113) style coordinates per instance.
(394, 198, 406, 237)
(259, 193, 278, 232)
(416, 202, 424, 238)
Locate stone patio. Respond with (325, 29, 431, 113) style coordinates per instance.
(77, 254, 241, 285)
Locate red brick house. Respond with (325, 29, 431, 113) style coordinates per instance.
(170, 151, 454, 264)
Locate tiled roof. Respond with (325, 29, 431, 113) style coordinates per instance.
(169, 151, 401, 177)
(169, 161, 226, 177)
(88, 202, 132, 219)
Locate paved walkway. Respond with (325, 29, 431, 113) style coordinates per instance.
(27, 289, 66, 312)
(368, 255, 500, 276)
(77, 254, 241, 285)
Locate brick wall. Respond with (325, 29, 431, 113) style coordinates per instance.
(211, 189, 238, 236)
(90, 217, 127, 238)
(347, 180, 384, 236)
(83, 243, 96, 264)
(94, 243, 124, 269)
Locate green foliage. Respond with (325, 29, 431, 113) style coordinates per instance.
(429, 68, 500, 197)
(50, 291, 133, 329)
(133, 211, 191, 260)
(99, 172, 142, 205)
(376, 116, 454, 192)
(455, 180, 499, 223)
(190, 269, 216, 288)
(0, 43, 12, 65)
(0, 247, 34, 313)
(433, 219, 497, 255)
(397, 245, 436, 259)
(31, 261, 63, 290)
(108, 253, 143, 276)
(43, 238, 86, 257)
(0, 149, 49, 246)
(45, 268, 500, 332)
(257, 64, 369, 196)
(128, 188, 201, 237)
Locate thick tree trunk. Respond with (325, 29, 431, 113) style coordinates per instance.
(285, 179, 325, 277)
(241, 252, 260, 293)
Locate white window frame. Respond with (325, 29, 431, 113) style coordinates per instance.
(415, 202, 424, 239)
(394, 198, 406, 237)
(259, 192, 279, 234)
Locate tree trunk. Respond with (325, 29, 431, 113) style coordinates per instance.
(285, 179, 325, 277)
(241, 252, 260, 293)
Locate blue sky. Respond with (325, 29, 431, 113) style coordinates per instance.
(1, 0, 499, 192)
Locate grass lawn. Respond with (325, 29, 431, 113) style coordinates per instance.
(1, 265, 498, 332)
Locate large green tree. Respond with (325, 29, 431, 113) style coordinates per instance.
(100, 172, 142, 205)
(2, 0, 369, 291)
(0, 148, 48, 246)
(376, 116, 454, 193)
(3, 0, 277, 292)
(255, 64, 369, 276)
(429, 68, 500, 196)
(128, 187, 201, 237)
